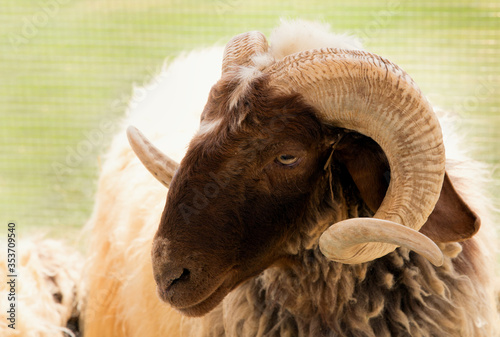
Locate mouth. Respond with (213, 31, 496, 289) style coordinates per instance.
(166, 280, 233, 316)
(156, 269, 236, 317)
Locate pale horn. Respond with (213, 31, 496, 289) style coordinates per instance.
(126, 126, 179, 188)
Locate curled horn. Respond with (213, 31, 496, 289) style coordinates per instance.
(265, 48, 445, 265)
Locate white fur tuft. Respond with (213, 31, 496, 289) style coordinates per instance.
(269, 19, 363, 60)
(251, 52, 275, 70)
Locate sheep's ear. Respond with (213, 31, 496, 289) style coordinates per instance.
(333, 133, 390, 213)
(333, 133, 480, 243)
(419, 173, 480, 243)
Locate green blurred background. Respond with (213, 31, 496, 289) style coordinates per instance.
(1, 0, 499, 238)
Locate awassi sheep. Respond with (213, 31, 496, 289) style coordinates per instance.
(80, 20, 500, 336)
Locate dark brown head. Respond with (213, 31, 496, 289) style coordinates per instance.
(126, 31, 479, 316)
(151, 79, 341, 315)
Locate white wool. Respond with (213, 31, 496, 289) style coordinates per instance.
(0, 237, 82, 337)
(269, 19, 363, 60)
(124, 47, 224, 162)
(250, 52, 275, 70)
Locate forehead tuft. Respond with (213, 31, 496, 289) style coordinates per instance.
(197, 74, 266, 138)
(225, 52, 274, 110)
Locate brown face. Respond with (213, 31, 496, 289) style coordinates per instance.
(151, 79, 336, 316)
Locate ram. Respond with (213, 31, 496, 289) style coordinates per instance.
(82, 21, 500, 336)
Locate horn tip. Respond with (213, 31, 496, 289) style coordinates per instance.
(126, 125, 139, 138)
(126, 125, 144, 147)
(318, 218, 445, 267)
(428, 250, 444, 267)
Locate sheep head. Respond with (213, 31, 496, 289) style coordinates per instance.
(127, 31, 480, 316)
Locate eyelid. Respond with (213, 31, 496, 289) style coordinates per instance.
(276, 154, 299, 166)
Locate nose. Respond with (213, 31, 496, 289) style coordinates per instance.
(154, 263, 191, 290)
(151, 238, 194, 302)
(153, 257, 195, 304)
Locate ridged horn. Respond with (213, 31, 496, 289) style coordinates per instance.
(319, 219, 444, 266)
(222, 31, 269, 75)
(264, 48, 446, 265)
(126, 126, 179, 188)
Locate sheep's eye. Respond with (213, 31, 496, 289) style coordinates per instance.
(276, 154, 298, 165)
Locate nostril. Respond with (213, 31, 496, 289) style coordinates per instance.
(169, 268, 190, 289)
(164, 267, 191, 290)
